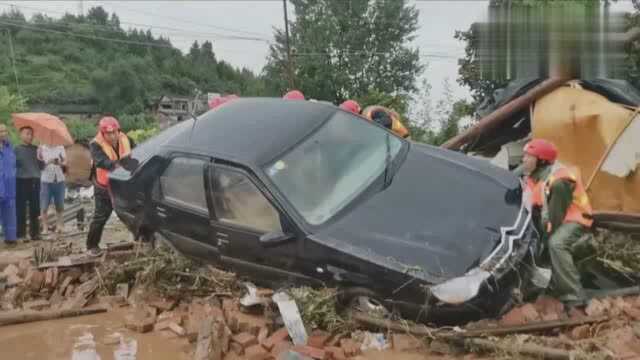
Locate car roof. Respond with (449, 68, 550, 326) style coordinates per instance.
(167, 98, 338, 165)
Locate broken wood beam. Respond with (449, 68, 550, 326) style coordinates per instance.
(351, 312, 439, 337)
(0, 307, 107, 327)
(352, 312, 608, 339)
(441, 77, 569, 151)
(464, 338, 575, 360)
(461, 315, 609, 338)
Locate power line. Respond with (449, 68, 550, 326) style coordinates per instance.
(0, 19, 174, 48)
(96, 0, 269, 38)
(0, 2, 272, 42)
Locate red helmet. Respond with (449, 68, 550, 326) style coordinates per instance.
(339, 100, 361, 114)
(283, 90, 305, 100)
(208, 94, 239, 109)
(99, 116, 120, 133)
(524, 139, 558, 162)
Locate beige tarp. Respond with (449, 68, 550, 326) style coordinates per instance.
(532, 85, 640, 213)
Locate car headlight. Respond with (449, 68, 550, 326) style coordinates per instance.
(430, 269, 491, 305)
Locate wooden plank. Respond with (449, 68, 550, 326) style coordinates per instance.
(0, 307, 106, 327)
(442, 78, 568, 150)
(464, 338, 573, 360)
(352, 312, 609, 339)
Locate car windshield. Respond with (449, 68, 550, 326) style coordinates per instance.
(265, 111, 403, 225)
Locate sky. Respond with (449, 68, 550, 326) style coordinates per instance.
(1, 0, 636, 103)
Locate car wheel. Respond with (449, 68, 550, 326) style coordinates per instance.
(339, 287, 392, 318)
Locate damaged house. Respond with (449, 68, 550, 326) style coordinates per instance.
(443, 78, 640, 230)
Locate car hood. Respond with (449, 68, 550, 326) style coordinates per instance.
(312, 143, 522, 284)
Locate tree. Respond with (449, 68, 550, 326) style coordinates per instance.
(91, 60, 147, 115)
(86, 6, 109, 25)
(263, 0, 423, 103)
(0, 7, 267, 115)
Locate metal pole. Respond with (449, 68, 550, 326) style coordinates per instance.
(6, 30, 21, 96)
(283, 0, 295, 89)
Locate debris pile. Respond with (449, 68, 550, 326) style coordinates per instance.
(591, 229, 640, 275)
(4, 240, 640, 359)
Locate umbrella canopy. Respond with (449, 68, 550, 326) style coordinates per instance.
(11, 112, 74, 146)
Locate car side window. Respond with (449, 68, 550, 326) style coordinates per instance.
(211, 167, 282, 233)
(160, 157, 208, 214)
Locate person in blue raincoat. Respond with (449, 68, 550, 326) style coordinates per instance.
(0, 124, 17, 245)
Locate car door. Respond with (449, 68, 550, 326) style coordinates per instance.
(207, 163, 301, 282)
(153, 156, 219, 261)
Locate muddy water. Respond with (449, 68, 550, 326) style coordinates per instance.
(0, 309, 190, 360)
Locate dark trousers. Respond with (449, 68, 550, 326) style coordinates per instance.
(86, 186, 112, 249)
(16, 178, 40, 239)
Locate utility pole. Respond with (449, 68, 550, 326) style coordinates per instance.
(6, 30, 21, 96)
(282, 0, 295, 89)
(78, 0, 84, 17)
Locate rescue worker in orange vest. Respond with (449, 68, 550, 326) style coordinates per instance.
(362, 106, 410, 138)
(86, 117, 133, 256)
(522, 139, 593, 306)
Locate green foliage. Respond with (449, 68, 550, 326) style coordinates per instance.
(116, 113, 156, 133)
(127, 127, 160, 144)
(0, 86, 26, 124)
(0, 7, 266, 113)
(64, 117, 97, 142)
(263, 0, 423, 103)
(0, 86, 27, 144)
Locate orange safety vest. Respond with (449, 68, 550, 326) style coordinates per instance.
(92, 131, 131, 188)
(362, 106, 410, 138)
(525, 166, 594, 231)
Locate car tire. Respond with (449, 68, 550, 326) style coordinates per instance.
(338, 287, 393, 318)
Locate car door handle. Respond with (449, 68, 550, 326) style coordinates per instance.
(156, 206, 168, 218)
(215, 232, 229, 247)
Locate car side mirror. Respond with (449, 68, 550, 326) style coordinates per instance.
(259, 231, 295, 247)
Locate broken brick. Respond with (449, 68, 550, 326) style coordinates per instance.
(500, 303, 540, 326)
(391, 334, 424, 352)
(623, 306, 640, 321)
(611, 297, 630, 317)
(25, 270, 45, 291)
(6, 273, 22, 287)
(17, 259, 31, 276)
(571, 325, 591, 340)
(245, 344, 270, 360)
(232, 332, 258, 349)
(154, 314, 184, 331)
(2, 264, 19, 277)
(98, 295, 126, 309)
(291, 345, 326, 360)
(270, 341, 293, 358)
(230, 341, 244, 356)
(232, 311, 267, 336)
(307, 330, 330, 349)
(168, 322, 186, 336)
(430, 339, 455, 355)
(125, 310, 156, 333)
(44, 267, 59, 288)
(586, 298, 607, 317)
(148, 298, 176, 312)
(324, 346, 346, 360)
(57, 275, 73, 293)
(533, 296, 565, 321)
(340, 339, 361, 357)
(64, 284, 75, 298)
(263, 327, 290, 351)
(568, 306, 587, 320)
(257, 327, 270, 344)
